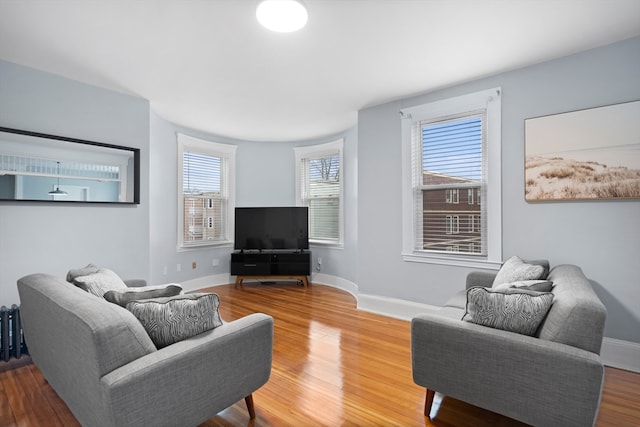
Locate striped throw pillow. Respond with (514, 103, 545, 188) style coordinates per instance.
(126, 293, 223, 348)
(462, 287, 553, 336)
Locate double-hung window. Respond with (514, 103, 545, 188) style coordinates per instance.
(401, 88, 502, 267)
(294, 139, 344, 246)
(177, 133, 236, 248)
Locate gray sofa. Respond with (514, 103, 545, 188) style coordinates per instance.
(17, 273, 274, 427)
(411, 263, 607, 427)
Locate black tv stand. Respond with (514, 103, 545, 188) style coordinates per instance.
(231, 250, 311, 288)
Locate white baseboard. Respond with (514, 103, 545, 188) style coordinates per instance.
(180, 273, 231, 292)
(357, 293, 440, 321)
(183, 272, 640, 374)
(601, 337, 640, 373)
(309, 272, 359, 298)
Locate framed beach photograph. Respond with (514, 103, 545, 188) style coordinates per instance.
(525, 100, 640, 202)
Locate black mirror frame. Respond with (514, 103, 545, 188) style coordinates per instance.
(0, 126, 140, 204)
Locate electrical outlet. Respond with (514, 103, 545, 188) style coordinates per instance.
(176, 263, 181, 272)
(212, 259, 220, 267)
(162, 265, 168, 276)
(192, 261, 197, 269)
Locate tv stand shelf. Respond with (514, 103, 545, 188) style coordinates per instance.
(231, 251, 311, 288)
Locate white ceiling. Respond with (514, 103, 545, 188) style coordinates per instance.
(1, 0, 640, 142)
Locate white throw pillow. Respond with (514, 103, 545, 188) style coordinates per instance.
(492, 256, 545, 287)
(73, 268, 127, 298)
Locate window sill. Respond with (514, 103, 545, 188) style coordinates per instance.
(310, 241, 344, 250)
(178, 242, 233, 252)
(402, 252, 501, 270)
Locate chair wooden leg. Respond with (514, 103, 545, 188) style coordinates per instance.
(245, 394, 256, 419)
(424, 389, 435, 418)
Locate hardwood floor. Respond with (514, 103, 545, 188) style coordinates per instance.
(1, 282, 639, 426)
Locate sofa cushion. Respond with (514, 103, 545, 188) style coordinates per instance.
(104, 284, 183, 307)
(492, 256, 546, 287)
(72, 268, 128, 298)
(126, 293, 223, 348)
(493, 280, 553, 293)
(462, 287, 554, 336)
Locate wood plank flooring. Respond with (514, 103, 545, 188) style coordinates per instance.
(1, 281, 639, 426)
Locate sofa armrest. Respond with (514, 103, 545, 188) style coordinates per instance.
(123, 279, 147, 287)
(411, 313, 604, 427)
(101, 313, 273, 427)
(465, 271, 496, 289)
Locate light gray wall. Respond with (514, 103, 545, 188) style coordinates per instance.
(3, 35, 637, 345)
(357, 36, 640, 343)
(0, 59, 150, 306)
(148, 113, 359, 285)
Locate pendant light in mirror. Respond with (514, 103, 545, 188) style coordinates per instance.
(48, 161, 68, 196)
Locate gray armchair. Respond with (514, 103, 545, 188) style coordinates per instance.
(411, 264, 606, 427)
(18, 273, 273, 427)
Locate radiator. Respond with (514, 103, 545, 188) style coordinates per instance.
(0, 305, 28, 362)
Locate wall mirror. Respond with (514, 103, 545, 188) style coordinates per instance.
(0, 127, 140, 204)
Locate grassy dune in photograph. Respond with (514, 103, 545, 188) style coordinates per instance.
(525, 156, 640, 201)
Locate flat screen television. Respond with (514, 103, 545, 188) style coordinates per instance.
(234, 206, 309, 251)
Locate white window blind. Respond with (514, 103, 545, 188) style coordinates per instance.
(401, 88, 502, 268)
(177, 133, 236, 248)
(294, 139, 344, 246)
(413, 113, 486, 255)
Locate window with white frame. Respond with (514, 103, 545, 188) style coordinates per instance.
(445, 188, 459, 204)
(294, 139, 344, 246)
(401, 88, 502, 267)
(177, 133, 236, 248)
(445, 215, 460, 234)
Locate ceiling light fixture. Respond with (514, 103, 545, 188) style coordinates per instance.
(256, 0, 308, 33)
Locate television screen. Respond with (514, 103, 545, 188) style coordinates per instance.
(234, 207, 309, 250)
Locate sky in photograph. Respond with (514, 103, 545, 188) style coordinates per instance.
(525, 101, 640, 169)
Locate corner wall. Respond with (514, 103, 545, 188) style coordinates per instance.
(148, 113, 359, 287)
(0, 60, 151, 305)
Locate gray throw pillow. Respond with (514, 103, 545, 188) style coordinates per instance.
(72, 268, 127, 297)
(66, 263, 100, 283)
(462, 287, 554, 336)
(492, 256, 546, 287)
(493, 280, 553, 293)
(104, 284, 183, 307)
(126, 293, 223, 348)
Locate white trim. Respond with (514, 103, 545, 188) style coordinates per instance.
(309, 272, 358, 298)
(294, 139, 344, 247)
(401, 87, 502, 265)
(357, 294, 440, 321)
(600, 337, 640, 373)
(179, 273, 232, 293)
(401, 253, 502, 270)
(176, 133, 237, 250)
